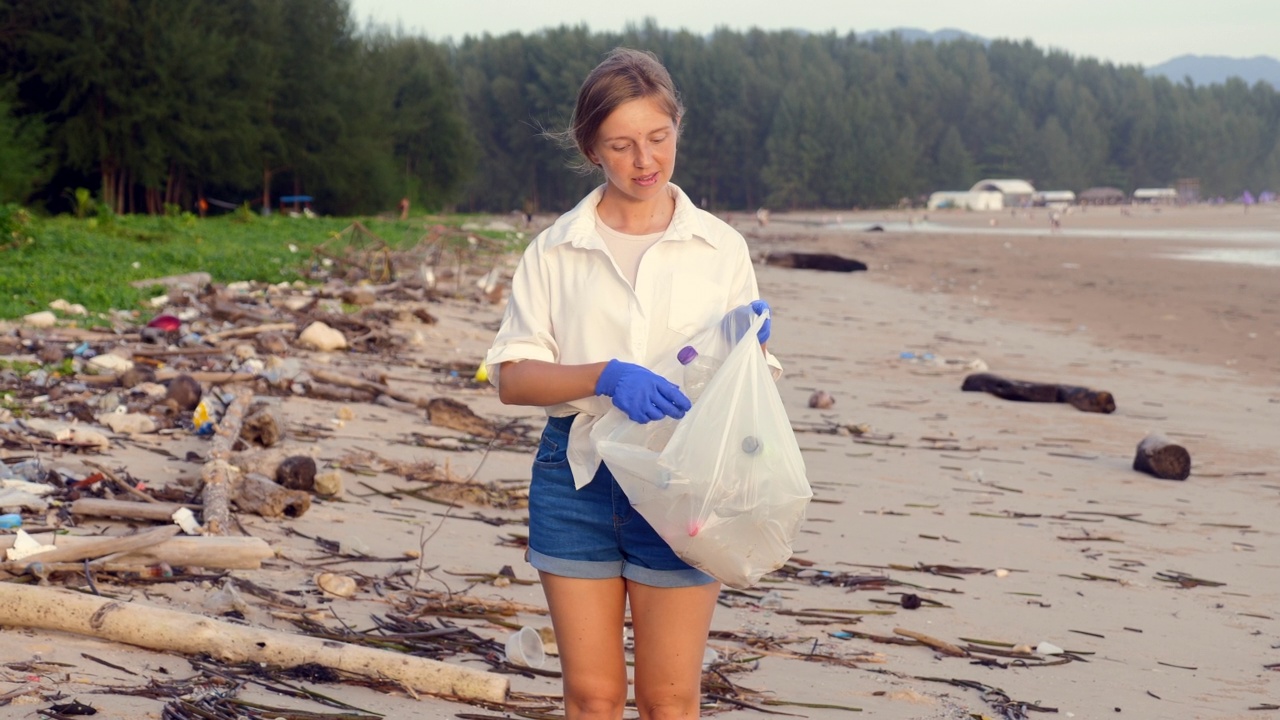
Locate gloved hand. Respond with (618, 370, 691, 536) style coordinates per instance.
(596, 360, 692, 423)
(750, 299, 772, 344)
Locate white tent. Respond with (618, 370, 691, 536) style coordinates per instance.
(1133, 188, 1177, 203)
(927, 190, 1003, 211)
(970, 179, 1036, 207)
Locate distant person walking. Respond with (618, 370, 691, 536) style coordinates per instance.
(398, 196, 410, 220)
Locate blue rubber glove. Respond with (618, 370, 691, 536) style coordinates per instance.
(750, 299, 772, 344)
(595, 360, 692, 423)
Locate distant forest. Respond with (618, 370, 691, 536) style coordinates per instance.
(2, 1, 1278, 215)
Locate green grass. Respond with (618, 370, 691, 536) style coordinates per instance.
(0, 211, 527, 323)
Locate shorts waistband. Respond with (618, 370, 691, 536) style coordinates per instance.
(546, 414, 577, 432)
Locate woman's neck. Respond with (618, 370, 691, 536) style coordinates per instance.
(596, 185, 675, 235)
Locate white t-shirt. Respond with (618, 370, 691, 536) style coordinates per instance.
(485, 183, 778, 489)
(594, 217, 663, 288)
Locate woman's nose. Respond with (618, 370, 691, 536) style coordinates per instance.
(633, 143, 652, 167)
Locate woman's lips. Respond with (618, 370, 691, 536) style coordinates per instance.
(634, 172, 659, 186)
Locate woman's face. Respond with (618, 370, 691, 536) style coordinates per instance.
(587, 96, 678, 205)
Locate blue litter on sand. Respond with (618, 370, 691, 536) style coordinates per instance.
(0, 514, 22, 529)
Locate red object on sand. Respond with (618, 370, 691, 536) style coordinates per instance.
(147, 315, 182, 331)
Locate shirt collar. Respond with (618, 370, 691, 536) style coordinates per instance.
(546, 183, 721, 251)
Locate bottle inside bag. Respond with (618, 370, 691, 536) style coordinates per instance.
(677, 345, 722, 403)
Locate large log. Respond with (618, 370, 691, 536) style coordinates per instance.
(1133, 433, 1191, 480)
(764, 251, 867, 272)
(961, 372, 1115, 414)
(0, 532, 274, 570)
(0, 584, 509, 703)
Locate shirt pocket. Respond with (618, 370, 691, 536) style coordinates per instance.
(665, 268, 719, 338)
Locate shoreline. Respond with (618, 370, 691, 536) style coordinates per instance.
(734, 204, 1280, 384)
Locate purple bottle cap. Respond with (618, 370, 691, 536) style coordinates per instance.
(677, 346, 698, 365)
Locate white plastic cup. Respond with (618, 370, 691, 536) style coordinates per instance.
(504, 626, 545, 668)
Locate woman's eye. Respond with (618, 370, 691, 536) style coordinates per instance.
(611, 145, 629, 152)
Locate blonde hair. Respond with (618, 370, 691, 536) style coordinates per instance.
(563, 48, 683, 172)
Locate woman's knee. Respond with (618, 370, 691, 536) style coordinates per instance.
(564, 683, 628, 719)
(633, 691, 701, 720)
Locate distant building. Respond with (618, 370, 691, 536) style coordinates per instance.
(927, 190, 1004, 211)
(1079, 187, 1127, 205)
(1033, 190, 1076, 206)
(1132, 188, 1178, 204)
(969, 179, 1036, 208)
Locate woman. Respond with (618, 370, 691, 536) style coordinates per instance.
(485, 48, 774, 720)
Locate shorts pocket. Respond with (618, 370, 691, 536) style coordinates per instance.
(533, 422, 570, 468)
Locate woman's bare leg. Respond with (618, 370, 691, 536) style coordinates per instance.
(628, 580, 720, 720)
(540, 571, 629, 720)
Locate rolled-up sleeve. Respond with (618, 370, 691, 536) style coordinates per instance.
(484, 240, 560, 388)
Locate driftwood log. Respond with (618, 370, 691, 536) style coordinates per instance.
(241, 403, 284, 447)
(235, 472, 311, 518)
(893, 627, 970, 657)
(764, 251, 867, 272)
(0, 531, 273, 570)
(427, 397, 501, 437)
(75, 371, 260, 387)
(961, 372, 1115, 414)
(200, 385, 253, 534)
(1133, 433, 1191, 480)
(70, 498, 196, 522)
(200, 388, 311, 530)
(0, 584, 509, 703)
(228, 446, 318, 480)
(1, 526, 180, 573)
(309, 367, 427, 407)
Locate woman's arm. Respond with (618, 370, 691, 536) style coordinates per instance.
(496, 359, 609, 407)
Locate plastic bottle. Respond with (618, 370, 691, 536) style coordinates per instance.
(677, 345, 721, 403)
(760, 590, 784, 614)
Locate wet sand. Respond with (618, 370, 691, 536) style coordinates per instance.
(738, 203, 1280, 384)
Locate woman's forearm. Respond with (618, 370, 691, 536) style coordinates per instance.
(496, 360, 609, 407)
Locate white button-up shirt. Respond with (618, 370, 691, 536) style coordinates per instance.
(485, 183, 779, 489)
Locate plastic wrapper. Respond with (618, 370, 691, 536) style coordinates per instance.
(594, 309, 811, 588)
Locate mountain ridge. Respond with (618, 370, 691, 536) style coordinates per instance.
(1144, 54, 1280, 88)
(859, 29, 1278, 88)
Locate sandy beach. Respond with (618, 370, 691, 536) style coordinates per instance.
(1, 204, 1278, 719)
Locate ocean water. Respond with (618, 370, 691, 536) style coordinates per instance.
(828, 220, 1280, 268)
(1161, 248, 1280, 267)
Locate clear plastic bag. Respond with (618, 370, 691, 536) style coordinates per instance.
(594, 310, 812, 588)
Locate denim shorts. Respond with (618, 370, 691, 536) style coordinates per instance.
(528, 415, 714, 588)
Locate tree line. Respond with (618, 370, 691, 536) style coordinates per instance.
(2, 2, 1278, 215)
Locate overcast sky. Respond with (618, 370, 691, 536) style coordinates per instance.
(347, 0, 1278, 67)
